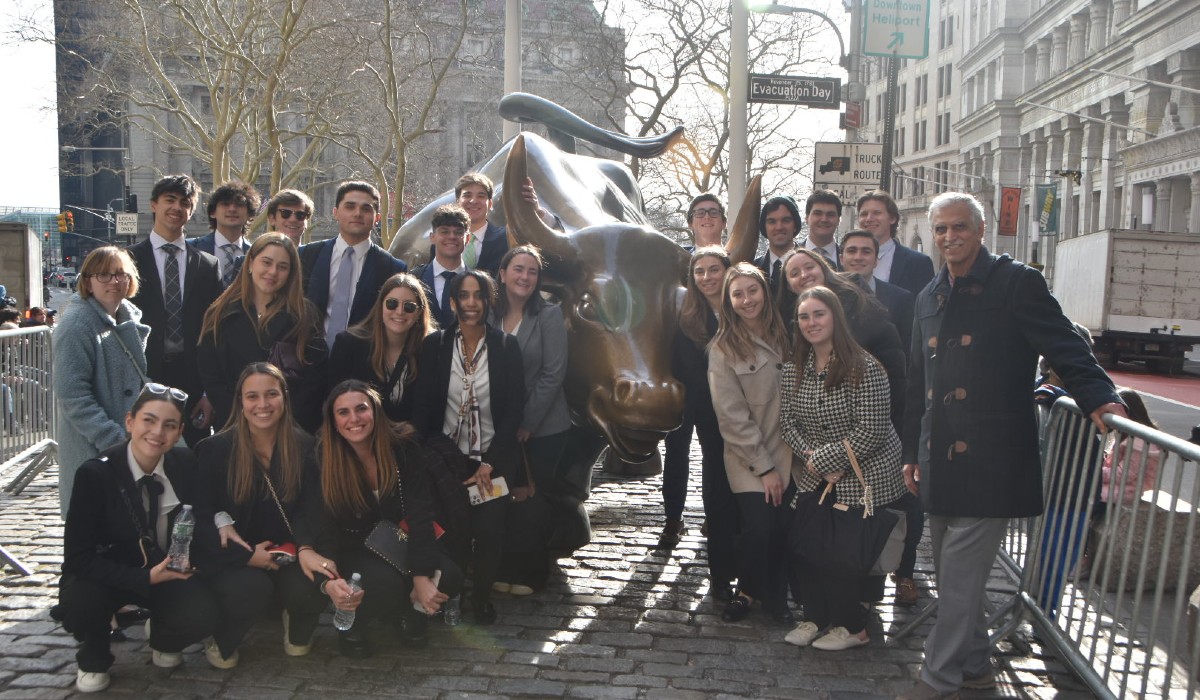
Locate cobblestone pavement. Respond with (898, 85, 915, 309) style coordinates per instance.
(0, 451, 1094, 699)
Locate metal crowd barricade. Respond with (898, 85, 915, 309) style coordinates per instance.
(989, 397, 1200, 699)
(0, 325, 56, 575)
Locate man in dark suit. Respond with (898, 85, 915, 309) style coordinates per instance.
(455, 172, 560, 278)
(856, 190, 935, 298)
(799, 189, 844, 269)
(299, 180, 407, 348)
(841, 228, 915, 355)
(187, 180, 259, 288)
(753, 195, 802, 316)
(127, 175, 223, 447)
(411, 205, 470, 328)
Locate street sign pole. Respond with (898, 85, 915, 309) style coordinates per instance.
(880, 57, 898, 192)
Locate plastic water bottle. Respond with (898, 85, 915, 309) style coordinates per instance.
(443, 594, 461, 626)
(166, 505, 194, 572)
(333, 573, 362, 631)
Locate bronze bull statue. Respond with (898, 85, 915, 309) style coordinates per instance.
(391, 95, 759, 550)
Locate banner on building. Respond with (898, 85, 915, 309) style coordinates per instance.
(1036, 184, 1059, 235)
(998, 187, 1021, 236)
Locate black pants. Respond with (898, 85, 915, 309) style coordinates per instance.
(496, 431, 569, 589)
(795, 559, 867, 634)
(337, 546, 463, 629)
(696, 415, 738, 588)
(734, 487, 792, 612)
(201, 565, 322, 652)
(60, 575, 219, 673)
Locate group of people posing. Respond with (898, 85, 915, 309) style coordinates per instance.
(49, 168, 1126, 700)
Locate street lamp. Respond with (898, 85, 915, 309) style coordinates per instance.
(749, 3, 848, 68)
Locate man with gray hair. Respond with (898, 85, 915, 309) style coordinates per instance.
(897, 191, 1125, 700)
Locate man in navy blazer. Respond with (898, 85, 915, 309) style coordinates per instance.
(187, 180, 259, 288)
(798, 189, 844, 270)
(127, 175, 223, 446)
(454, 172, 560, 278)
(411, 205, 470, 328)
(299, 181, 407, 346)
(857, 190, 935, 298)
(841, 228, 915, 356)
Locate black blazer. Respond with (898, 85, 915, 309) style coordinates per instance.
(62, 443, 215, 598)
(411, 262, 456, 329)
(328, 331, 417, 423)
(873, 278, 915, 357)
(753, 251, 796, 322)
(413, 326, 525, 485)
(195, 429, 318, 568)
(299, 238, 407, 328)
(126, 237, 222, 396)
(888, 242, 935, 298)
(196, 304, 328, 432)
(187, 232, 250, 256)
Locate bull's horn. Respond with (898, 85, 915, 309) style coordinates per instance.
(726, 174, 762, 264)
(502, 134, 576, 263)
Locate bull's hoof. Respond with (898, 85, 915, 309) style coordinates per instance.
(601, 448, 662, 477)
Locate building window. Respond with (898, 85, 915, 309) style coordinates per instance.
(899, 84, 907, 112)
(944, 63, 953, 96)
(939, 17, 954, 50)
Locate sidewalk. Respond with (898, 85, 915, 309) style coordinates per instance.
(0, 451, 1095, 699)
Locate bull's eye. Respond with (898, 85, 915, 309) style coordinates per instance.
(577, 295, 601, 324)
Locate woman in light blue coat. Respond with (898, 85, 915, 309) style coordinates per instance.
(53, 246, 150, 518)
(489, 245, 570, 594)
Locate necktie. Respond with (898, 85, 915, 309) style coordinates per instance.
(439, 270, 456, 321)
(771, 259, 782, 292)
(160, 243, 184, 352)
(821, 248, 836, 269)
(463, 233, 478, 268)
(326, 247, 355, 345)
(138, 474, 164, 548)
(220, 243, 240, 287)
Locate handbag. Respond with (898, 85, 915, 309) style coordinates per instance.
(787, 439, 905, 578)
(260, 470, 296, 565)
(364, 520, 411, 574)
(267, 340, 304, 380)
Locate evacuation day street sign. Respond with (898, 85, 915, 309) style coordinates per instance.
(748, 74, 841, 109)
(863, 0, 930, 60)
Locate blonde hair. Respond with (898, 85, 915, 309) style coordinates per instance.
(77, 246, 140, 300)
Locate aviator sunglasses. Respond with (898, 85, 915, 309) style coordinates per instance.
(384, 298, 422, 313)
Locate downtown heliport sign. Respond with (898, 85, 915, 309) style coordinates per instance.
(863, 0, 930, 60)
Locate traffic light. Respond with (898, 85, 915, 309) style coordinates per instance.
(44, 231, 49, 240)
(66, 212, 75, 231)
(56, 213, 67, 233)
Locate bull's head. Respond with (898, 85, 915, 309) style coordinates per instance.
(503, 135, 688, 461)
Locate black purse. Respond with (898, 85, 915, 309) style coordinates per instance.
(786, 439, 903, 578)
(364, 520, 410, 574)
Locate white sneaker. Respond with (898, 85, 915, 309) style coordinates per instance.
(204, 637, 238, 669)
(492, 582, 512, 594)
(282, 610, 312, 657)
(508, 584, 535, 596)
(151, 649, 183, 668)
(75, 669, 111, 693)
(811, 626, 869, 651)
(784, 621, 821, 647)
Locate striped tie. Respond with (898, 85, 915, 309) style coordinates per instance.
(220, 243, 240, 287)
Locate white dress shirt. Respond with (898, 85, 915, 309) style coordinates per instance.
(876, 238, 897, 283)
(149, 230, 188, 296)
(432, 258, 466, 304)
(126, 444, 180, 552)
(325, 235, 372, 320)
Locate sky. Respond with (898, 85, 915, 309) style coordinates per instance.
(0, 1, 57, 209)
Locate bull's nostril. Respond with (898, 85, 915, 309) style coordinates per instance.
(614, 380, 634, 404)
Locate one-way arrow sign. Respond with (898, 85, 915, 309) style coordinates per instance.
(863, 0, 929, 59)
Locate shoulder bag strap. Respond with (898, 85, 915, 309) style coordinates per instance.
(840, 438, 875, 517)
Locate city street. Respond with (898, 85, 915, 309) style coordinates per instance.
(0, 448, 1097, 699)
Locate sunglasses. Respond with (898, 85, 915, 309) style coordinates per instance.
(384, 298, 421, 313)
(139, 382, 189, 408)
(276, 207, 310, 222)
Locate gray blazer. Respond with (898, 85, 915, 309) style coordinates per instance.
(53, 294, 150, 516)
(491, 300, 571, 438)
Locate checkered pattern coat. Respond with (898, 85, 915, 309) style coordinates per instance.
(779, 354, 906, 508)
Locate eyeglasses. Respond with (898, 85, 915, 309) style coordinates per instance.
(138, 382, 189, 408)
(384, 298, 421, 313)
(691, 208, 723, 219)
(276, 207, 311, 221)
(90, 272, 131, 283)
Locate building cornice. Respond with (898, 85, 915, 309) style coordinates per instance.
(1120, 125, 1200, 182)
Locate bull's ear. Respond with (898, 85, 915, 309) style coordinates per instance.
(726, 174, 762, 264)
(503, 134, 577, 264)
